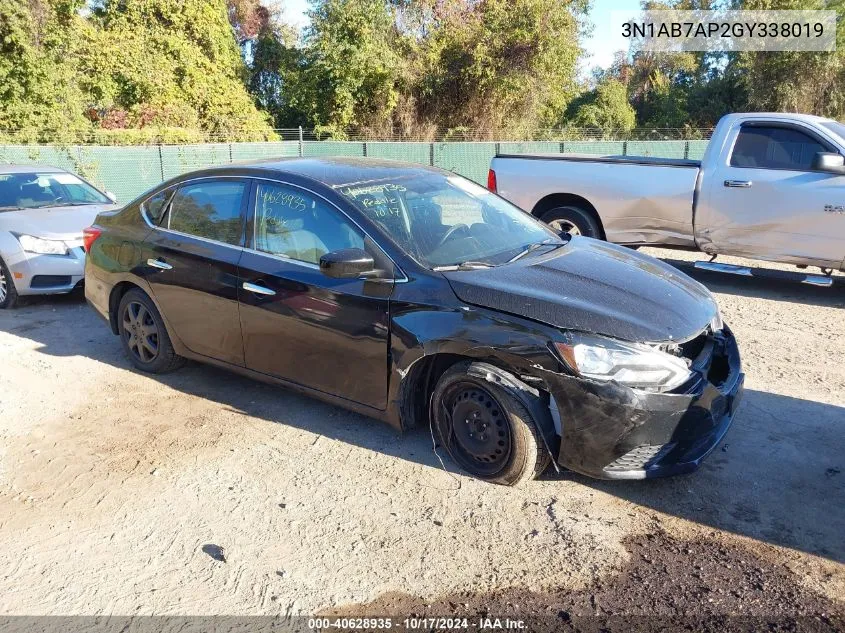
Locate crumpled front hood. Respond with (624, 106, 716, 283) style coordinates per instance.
(0, 204, 118, 240)
(443, 237, 718, 343)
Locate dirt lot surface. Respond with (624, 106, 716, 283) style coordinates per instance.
(0, 249, 843, 629)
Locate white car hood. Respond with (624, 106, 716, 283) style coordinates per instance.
(0, 204, 119, 240)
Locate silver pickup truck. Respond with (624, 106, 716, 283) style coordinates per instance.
(489, 112, 845, 283)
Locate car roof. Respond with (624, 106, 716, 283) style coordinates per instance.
(0, 164, 65, 174)
(201, 157, 452, 189)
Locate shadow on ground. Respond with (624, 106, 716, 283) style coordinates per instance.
(2, 292, 844, 566)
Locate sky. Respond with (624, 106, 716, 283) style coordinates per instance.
(279, 0, 643, 76)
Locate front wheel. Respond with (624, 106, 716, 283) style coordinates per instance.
(117, 289, 185, 373)
(0, 257, 18, 309)
(431, 361, 551, 486)
(540, 205, 601, 238)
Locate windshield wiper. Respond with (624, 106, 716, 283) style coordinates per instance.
(507, 238, 561, 263)
(31, 201, 95, 209)
(433, 261, 496, 272)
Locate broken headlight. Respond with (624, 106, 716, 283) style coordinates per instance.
(554, 333, 693, 392)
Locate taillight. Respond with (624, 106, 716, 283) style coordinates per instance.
(82, 226, 102, 252)
(487, 168, 497, 193)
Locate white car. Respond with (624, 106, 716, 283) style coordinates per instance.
(0, 165, 119, 308)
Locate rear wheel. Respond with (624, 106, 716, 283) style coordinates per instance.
(431, 361, 551, 486)
(540, 205, 601, 238)
(0, 257, 18, 309)
(117, 289, 185, 373)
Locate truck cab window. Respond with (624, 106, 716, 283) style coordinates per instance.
(730, 126, 828, 171)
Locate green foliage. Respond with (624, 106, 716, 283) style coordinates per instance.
(302, 0, 402, 136)
(0, 0, 92, 142)
(737, 0, 845, 119)
(569, 79, 636, 136)
(0, 0, 275, 143)
(398, 0, 586, 137)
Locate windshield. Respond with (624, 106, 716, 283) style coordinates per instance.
(0, 171, 110, 210)
(336, 173, 562, 268)
(822, 121, 845, 143)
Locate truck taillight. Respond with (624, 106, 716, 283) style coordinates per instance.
(82, 226, 102, 252)
(487, 168, 497, 193)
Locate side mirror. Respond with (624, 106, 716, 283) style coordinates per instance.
(319, 248, 375, 279)
(811, 152, 845, 174)
(105, 191, 117, 203)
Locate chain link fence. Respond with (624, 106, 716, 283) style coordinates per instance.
(0, 130, 713, 204)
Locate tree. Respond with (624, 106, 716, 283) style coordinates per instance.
(82, 0, 275, 141)
(299, 0, 402, 136)
(569, 79, 636, 135)
(0, 0, 91, 142)
(406, 0, 586, 138)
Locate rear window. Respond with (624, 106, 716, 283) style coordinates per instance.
(142, 188, 174, 225)
(167, 180, 246, 246)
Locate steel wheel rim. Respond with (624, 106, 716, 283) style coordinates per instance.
(122, 301, 159, 363)
(442, 382, 511, 476)
(549, 219, 581, 236)
(0, 267, 6, 303)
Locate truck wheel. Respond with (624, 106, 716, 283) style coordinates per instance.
(431, 361, 551, 486)
(541, 205, 601, 238)
(0, 257, 19, 309)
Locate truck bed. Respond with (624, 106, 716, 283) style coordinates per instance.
(491, 153, 701, 247)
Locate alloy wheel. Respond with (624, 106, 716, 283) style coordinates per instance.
(122, 301, 159, 363)
(548, 218, 581, 236)
(0, 267, 6, 303)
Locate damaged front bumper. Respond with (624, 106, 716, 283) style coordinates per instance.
(546, 326, 744, 480)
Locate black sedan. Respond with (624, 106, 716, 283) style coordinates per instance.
(84, 158, 743, 485)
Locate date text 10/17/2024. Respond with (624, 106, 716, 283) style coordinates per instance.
(307, 617, 527, 630)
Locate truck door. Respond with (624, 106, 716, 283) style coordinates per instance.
(698, 122, 845, 269)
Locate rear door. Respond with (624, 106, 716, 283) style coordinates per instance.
(142, 177, 248, 365)
(700, 122, 845, 268)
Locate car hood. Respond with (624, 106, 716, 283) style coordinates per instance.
(443, 237, 718, 343)
(0, 204, 118, 240)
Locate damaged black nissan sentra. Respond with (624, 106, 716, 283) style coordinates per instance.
(84, 158, 743, 485)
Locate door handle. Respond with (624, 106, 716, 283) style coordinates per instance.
(724, 180, 752, 188)
(146, 258, 173, 270)
(242, 281, 276, 297)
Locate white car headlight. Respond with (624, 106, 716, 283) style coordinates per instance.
(17, 234, 69, 256)
(555, 333, 693, 392)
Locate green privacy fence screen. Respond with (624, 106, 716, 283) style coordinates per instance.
(0, 139, 709, 204)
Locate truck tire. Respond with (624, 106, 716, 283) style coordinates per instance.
(540, 205, 601, 238)
(431, 361, 551, 486)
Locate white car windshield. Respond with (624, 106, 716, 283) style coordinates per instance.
(336, 173, 562, 269)
(0, 172, 110, 210)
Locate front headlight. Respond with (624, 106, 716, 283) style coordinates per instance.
(17, 234, 69, 256)
(554, 332, 693, 392)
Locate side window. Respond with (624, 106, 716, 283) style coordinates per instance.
(142, 188, 173, 225)
(254, 182, 364, 265)
(168, 180, 246, 246)
(730, 126, 828, 171)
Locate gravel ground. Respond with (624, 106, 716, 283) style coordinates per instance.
(0, 248, 843, 628)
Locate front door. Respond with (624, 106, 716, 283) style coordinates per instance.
(237, 180, 392, 409)
(700, 122, 845, 268)
(142, 177, 248, 365)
